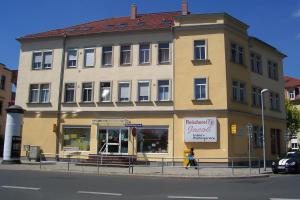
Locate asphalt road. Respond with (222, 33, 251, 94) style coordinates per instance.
(0, 169, 299, 200)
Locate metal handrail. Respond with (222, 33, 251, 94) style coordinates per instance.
(98, 143, 107, 155)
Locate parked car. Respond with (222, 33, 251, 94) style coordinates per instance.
(272, 151, 300, 174)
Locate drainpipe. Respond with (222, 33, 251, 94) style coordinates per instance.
(55, 33, 67, 160)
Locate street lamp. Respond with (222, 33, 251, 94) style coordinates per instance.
(261, 88, 269, 171)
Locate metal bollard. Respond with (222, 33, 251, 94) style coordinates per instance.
(231, 159, 234, 176)
(128, 156, 131, 174)
(161, 158, 164, 174)
(197, 158, 200, 176)
(39, 153, 42, 170)
(131, 156, 134, 174)
(97, 156, 100, 175)
(258, 159, 261, 174)
(68, 156, 70, 171)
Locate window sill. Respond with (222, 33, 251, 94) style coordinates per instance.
(191, 59, 211, 65)
(138, 63, 151, 66)
(155, 100, 173, 104)
(62, 101, 77, 104)
(66, 66, 77, 69)
(192, 99, 212, 104)
(119, 64, 132, 67)
(101, 65, 113, 68)
(83, 66, 95, 68)
(97, 101, 113, 104)
(116, 101, 133, 103)
(79, 101, 95, 104)
(26, 102, 52, 107)
(158, 62, 171, 65)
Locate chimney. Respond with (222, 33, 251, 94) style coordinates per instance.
(130, 4, 137, 19)
(181, 0, 188, 16)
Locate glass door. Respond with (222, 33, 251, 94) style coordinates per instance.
(120, 129, 128, 153)
(98, 128, 129, 154)
(107, 129, 120, 153)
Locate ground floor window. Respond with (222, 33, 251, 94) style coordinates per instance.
(271, 128, 281, 156)
(137, 127, 168, 153)
(63, 126, 91, 151)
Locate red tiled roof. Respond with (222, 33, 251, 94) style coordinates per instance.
(284, 76, 300, 88)
(18, 11, 181, 40)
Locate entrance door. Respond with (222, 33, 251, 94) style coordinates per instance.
(98, 128, 128, 154)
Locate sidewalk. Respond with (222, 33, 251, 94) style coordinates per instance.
(0, 159, 272, 178)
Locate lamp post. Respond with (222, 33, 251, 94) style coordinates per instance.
(261, 88, 269, 171)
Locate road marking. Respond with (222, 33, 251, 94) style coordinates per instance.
(1, 185, 40, 191)
(270, 199, 300, 200)
(77, 190, 122, 196)
(168, 196, 218, 199)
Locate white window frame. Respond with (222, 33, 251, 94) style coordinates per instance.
(120, 45, 132, 65)
(232, 80, 246, 103)
(32, 51, 43, 70)
(81, 82, 94, 103)
(289, 90, 296, 100)
(118, 81, 131, 102)
(157, 80, 171, 101)
(39, 83, 51, 103)
(64, 83, 76, 103)
(158, 42, 170, 64)
(67, 49, 78, 68)
(42, 51, 53, 69)
(194, 40, 207, 60)
(137, 80, 151, 102)
(139, 43, 151, 65)
(102, 46, 113, 67)
(99, 81, 112, 102)
(28, 83, 51, 103)
(84, 48, 95, 68)
(194, 77, 208, 100)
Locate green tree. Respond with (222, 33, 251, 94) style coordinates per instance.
(285, 100, 300, 136)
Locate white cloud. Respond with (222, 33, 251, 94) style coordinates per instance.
(293, 9, 300, 17)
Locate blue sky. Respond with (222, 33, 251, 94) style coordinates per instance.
(0, 0, 299, 77)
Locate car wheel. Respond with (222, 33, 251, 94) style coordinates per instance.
(273, 170, 278, 174)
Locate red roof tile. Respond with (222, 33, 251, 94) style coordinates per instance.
(18, 11, 181, 40)
(284, 76, 300, 88)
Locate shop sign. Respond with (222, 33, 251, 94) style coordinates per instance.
(125, 124, 143, 128)
(184, 117, 217, 142)
(92, 119, 129, 127)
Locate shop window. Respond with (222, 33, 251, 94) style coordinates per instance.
(63, 126, 91, 151)
(137, 128, 168, 153)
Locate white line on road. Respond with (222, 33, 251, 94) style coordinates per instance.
(270, 199, 300, 200)
(168, 196, 218, 199)
(1, 185, 40, 191)
(77, 190, 122, 196)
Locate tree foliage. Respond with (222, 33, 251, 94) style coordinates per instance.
(285, 100, 300, 136)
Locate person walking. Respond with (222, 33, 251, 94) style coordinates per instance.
(186, 148, 197, 169)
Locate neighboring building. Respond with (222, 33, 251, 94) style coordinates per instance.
(16, 1, 286, 163)
(0, 63, 16, 156)
(284, 75, 300, 150)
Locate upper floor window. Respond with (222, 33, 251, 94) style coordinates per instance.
(250, 52, 262, 74)
(43, 51, 53, 69)
(158, 43, 170, 64)
(67, 49, 77, 68)
(81, 82, 93, 102)
(102, 46, 113, 66)
(232, 80, 246, 103)
(29, 83, 50, 103)
(100, 82, 112, 102)
(139, 44, 150, 64)
(158, 80, 171, 101)
(118, 82, 130, 102)
(32, 51, 53, 70)
(194, 40, 207, 60)
(194, 78, 208, 100)
(268, 61, 279, 80)
(0, 75, 5, 90)
(120, 45, 131, 65)
(32, 52, 42, 70)
(253, 126, 263, 148)
(270, 92, 280, 111)
(231, 43, 244, 65)
(289, 90, 296, 100)
(138, 81, 150, 102)
(252, 87, 262, 107)
(64, 83, 76, 103)
(84, 48, 95, 68)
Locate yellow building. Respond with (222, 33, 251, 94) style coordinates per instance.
(15, 2, 286, 163)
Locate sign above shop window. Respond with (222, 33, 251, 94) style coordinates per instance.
(184, 117, 217, 142)
(92, 119, 129, 127)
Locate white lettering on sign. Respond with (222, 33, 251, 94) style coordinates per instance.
(184, 118, 217, 142)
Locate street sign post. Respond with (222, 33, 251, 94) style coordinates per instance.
(247, 123, 253, 175)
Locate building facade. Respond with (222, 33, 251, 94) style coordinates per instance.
(16, 2, 286, 163)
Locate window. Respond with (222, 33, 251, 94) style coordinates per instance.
(194, 78, 207, 100)
(252, 87, 262, 107)
(250, 52, 262, 74)
(289, 90, 296, 100)
(158, 43, 170, 64)
(120, 45, 131, 65)
(29, 83, 50, 103)
(102, 46, 113, 66)
(67, 49, 77, 68)
(232, 81, 246, 103)
(0, 101, 3, 115)
(253, 126, 263, 148)
(32, 52, 42, 70)
(158, 80, 170, 101)
(63, 126, 90, 151)
(0, 75, 5, 90)
(268, 61, 278, 80)
(194, 40, 207, 60)
(39, 84, 50, 103)
(139, 44, 150, 64)
(231, 43, 244, 65)
(271, 128, 281, 156)
(118, 82, 130, 102)
(84, 48, 95, 67)
(270, 92, 280, 110)
(82, 82, 93, 102)
(43, 51, 53, 69)
(100, 82, 112, 102)
(64, 83, 76, 103)
(137, 128, 168, 153)
(138, 81, 150, 102)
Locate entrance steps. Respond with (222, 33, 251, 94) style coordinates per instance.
(77, 154, 137, 167)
